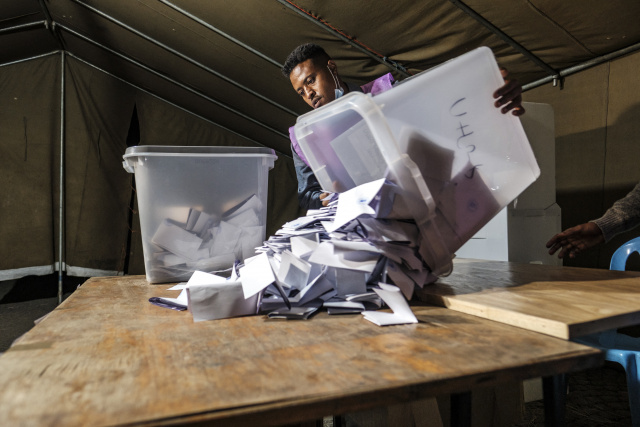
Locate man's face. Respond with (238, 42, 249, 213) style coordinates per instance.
(289, 58, 336, 109)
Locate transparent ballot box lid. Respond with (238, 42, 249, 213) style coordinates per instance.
(293, 47, 540, 277)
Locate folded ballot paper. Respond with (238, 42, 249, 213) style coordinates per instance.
(153, 270, 260, 322)
(147, 194, 265, 281)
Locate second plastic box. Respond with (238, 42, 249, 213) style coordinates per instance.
(293, 47, 539, 276)
(123, 146, 277, 283)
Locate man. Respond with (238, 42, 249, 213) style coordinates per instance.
(547, 182, 640, 259)
(282, 43, 527, 210)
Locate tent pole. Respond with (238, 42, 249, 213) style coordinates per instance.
(0, 21, 47, 35)
(70, 0, 298, 117)
(523, 40, 640, 91)
(0, 50, 60, 68)
(275, 0, 411, 78)
(58, 51, 65, 305)
(156, 0, 283, 69)
(55, 23, 288, 139)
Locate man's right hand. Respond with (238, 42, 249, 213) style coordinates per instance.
(546, 222, 605, 259)
(319, 192, 332, 207)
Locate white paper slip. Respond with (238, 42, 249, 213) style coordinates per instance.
(331, 240, 381, 253)
(323, 300, 365, 310)
(290, 234, 320, 258)
(187, 281, 259, 322)
(325, 179, 387, 232)
(308, 241, 378, 273)
(362, 283, 418, 326)
(167, 282, 188, 291)
(187, 270, 229, 286)
(277, 250, 312, 290)
(239, 252, 276, 298)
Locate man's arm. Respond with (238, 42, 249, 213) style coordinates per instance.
(547, 182, 640, 258)
(292, 146, 324, 211)
(592, 182, 640, 242)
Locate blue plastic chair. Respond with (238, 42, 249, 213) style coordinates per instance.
(573, 235, 640, 426)
(610, 236, 640, 271)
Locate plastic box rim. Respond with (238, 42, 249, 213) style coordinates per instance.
(123, 145, 277, 158)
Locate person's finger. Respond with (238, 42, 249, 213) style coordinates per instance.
(493, 79, 520, 99)
(500, 99, 525, 115)
(494, 85, 521, 106)
(511, 105, 526, 116)
(546, 234, 561, 248)
(548, 243, 562, 255)
(558, 244, 573, 259)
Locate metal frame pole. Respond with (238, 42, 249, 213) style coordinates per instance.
(56, 23, 288, 140)
(70, 0, 297, 116)
(0, 20, 47, 35)
(0, 50, 60, 68)
(157, 0, 283, 68)
(523, 40, 640, 91)
(58, 51, 65, 304)
(65, 52, 290, 158)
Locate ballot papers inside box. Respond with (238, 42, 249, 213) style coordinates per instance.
(294, 47, 539, 277)
(123, 146, 277, 283)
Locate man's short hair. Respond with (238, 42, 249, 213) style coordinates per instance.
(281, 43, 331, 78)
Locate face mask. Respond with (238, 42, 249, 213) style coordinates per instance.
(328, 65, 344, 99)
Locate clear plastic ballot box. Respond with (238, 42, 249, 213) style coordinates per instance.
(123, 146, 277, 283)
(293, 47, 539, 277)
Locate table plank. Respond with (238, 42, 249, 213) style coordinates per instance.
(0, 275, 601, 426)
(416, 259, 640, 339)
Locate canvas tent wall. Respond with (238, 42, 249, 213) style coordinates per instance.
(1, 0, 640, 282)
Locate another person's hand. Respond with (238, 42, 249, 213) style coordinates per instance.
(493, 68, 525, 116)
(546, 222, 605, 259)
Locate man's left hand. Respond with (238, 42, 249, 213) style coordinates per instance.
(493, 68, 525, 116)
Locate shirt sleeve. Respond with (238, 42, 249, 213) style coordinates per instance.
(292, 144, 324, 210)
(592, 182, 640, 242)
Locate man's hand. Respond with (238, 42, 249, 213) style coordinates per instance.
(546, 222, 605, 259)
(494, 68, 525, 116)
(319, 192, 331, 207)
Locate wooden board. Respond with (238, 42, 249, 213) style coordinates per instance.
(415, 259, 640, 339)
(0, 275, 601, 426)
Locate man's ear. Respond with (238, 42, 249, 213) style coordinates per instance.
(327, 59, 338, 75)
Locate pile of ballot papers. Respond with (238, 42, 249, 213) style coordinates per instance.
(146, 195, 266, 282)
(153, 178, 440, 326)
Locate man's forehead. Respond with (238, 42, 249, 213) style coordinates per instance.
(291, 59, 323, 84)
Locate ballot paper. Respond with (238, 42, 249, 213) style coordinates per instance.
(147, 194, 266, 282)
(308, 241, 379, 273)
(154, 179, 433, 325)
(187, 280, 259, 322)
(362, 283, 418, 326)
(239, 252, 276, 298)
(277, 250, 312, 290)
(267, 298, 323, 320)
(325, 178, 389, 232)
(290, 234, 320, 257)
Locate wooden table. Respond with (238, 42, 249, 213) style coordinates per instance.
(416, 258, 640, 339)
(0, 275, 601, 426)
